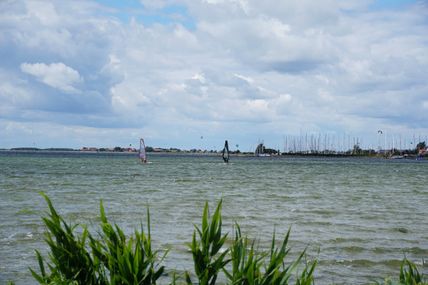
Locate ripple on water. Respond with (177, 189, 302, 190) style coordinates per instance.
(1, 154, 427, 285)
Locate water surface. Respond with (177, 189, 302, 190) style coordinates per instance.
(0, 152, 427, 284)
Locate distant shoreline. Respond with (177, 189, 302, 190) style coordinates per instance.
(0, 149, 220, 156)
(0, 148, 424, 160)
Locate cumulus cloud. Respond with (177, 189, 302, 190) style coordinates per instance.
(0, 0, 427, 149)
(20, 62, 82, 93)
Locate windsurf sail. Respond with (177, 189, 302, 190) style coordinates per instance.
(222, 140, 230, 163)
(255, 142, 270, 157)
(139, 138, 147, 163)
(255, 143, 264, 156)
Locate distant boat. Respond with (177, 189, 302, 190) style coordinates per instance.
(255, 142, 270, 157)
(139, 138, 147, 163)
(222, 140, 230, 163)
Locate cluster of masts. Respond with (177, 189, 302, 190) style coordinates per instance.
(281, 133, 428, 154)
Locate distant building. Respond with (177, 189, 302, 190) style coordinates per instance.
(81, 147, 98, 151)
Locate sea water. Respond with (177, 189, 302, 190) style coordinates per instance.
(0, 151, 427, 284)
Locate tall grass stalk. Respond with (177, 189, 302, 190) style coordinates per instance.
(399, 258, 425, 285)
(225, 223, 264, 284)
(30, 193, 165, 285)
(89, 201, 166, 284)
(186, 200, 230, 285)
(30, 192, 100, 284)
(377, 258, 427, 285)
(225, 223, 317, 285)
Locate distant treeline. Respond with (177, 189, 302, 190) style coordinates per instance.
(10, 147, 75, 151)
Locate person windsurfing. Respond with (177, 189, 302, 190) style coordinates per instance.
(222, 140, 230, 163)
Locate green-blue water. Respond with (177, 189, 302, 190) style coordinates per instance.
(0, 152, 427, 284)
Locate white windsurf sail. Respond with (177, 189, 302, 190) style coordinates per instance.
(139, 138, 147, 162)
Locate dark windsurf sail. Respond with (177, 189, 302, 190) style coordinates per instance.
(222, 140, 230, 163)
(255, 143, 264, 156)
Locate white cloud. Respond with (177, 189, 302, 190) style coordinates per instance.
(26, 1, 60, 26)
(20, 62, 82, 93)
(0, 0, 427, 149)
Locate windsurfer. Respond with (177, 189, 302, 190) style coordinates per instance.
(222, 140, 230, 163)
(139, 138, 147, 163)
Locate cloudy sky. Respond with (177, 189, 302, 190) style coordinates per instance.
(1, 0, 427, 151)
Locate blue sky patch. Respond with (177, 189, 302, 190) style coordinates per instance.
(95, 0, 195, 29)
(369, 0, 418, 10)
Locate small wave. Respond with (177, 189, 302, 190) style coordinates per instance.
(334, 258, 402, 268)
(15, 208, 37, 215)
(342, 245, 366, 253)
(174, 178, 196, 183)
(394, 227, 409, 233)
(333, 237, 366, 244)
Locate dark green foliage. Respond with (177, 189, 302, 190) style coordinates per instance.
(89, 202, 166, 285)
(224, 224, 316, 285)
(399, 258, 426, 285)
(30, 194, 423, 285)
(187, 200, 230, 285)
(30, 193, 164, 285)
(225, 223, 264, 284)
(186, 202, 317, 285)
(375, 258, 427, 285)
(30, 192, 100, 284)
(294, 258, 317, 285)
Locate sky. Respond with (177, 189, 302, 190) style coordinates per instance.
(0, 0, 427, 151)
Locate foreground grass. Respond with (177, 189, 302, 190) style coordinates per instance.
(28, 193, 426, 285)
